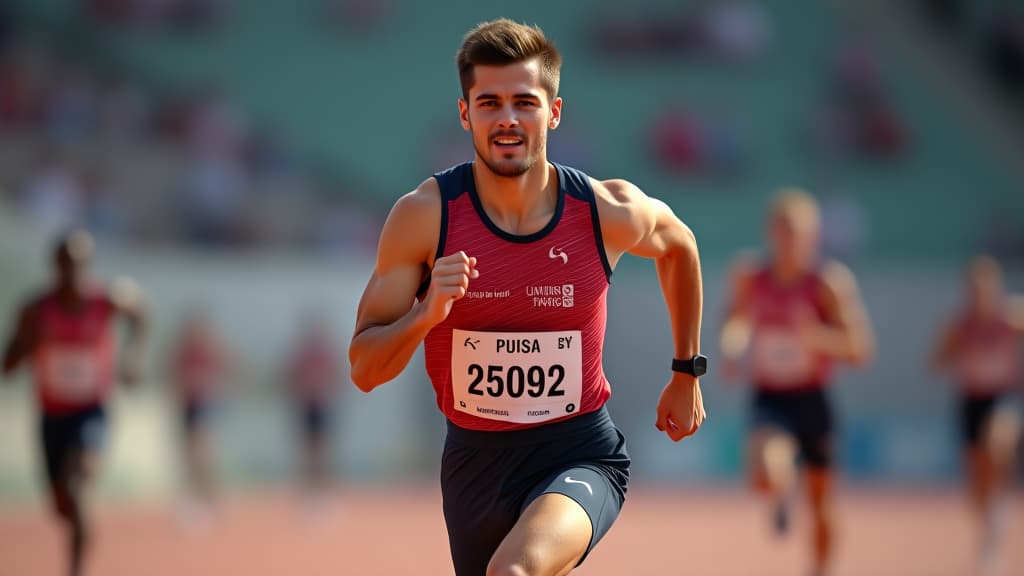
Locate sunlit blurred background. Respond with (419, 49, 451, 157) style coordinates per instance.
(0, 1, 1022, 574)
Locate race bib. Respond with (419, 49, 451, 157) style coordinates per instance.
(451, 329, 582, 424)
(752, 328, 815, 385)
(42, 346, 100, 400)
(962, 349, 1016, 389)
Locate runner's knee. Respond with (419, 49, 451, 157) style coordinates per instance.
(487, 552, 551, 576)
(486, 562, 531, 576)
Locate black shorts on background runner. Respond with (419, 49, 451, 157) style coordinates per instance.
(441, 406, 630, 576)
(752, 388, 834, 468)
(960, 393, 1002, 448)
(299, 401, 329, 440)
(182, 398, 214, 434)
(41, 404, 107, 487)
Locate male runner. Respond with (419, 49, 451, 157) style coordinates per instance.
(932, 256, 1023, 574)
(2, 229, 147, 576)
(349, 19, 706, 576)
(286, 314, 342, 498)
(720, 189, 874, 576)
(169, 306, 226, 512)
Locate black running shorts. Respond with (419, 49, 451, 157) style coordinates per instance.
(441, 406, 630, 576)
(752, 388, 834, 469)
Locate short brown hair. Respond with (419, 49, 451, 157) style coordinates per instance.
(456, 19, 562, 101)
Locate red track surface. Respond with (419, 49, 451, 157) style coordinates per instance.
(1, 487, 1021, 575)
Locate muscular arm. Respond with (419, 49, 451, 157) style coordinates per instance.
(596, 179, 705, 440)
(598, 180, 703, 360)
(110, 277, 148, 384)
(349, 179, 476, 392)
(930, 319, 961, 373)
(720, 255, 757, 361)
(1008, 294, 1024, 334)
(2, 303, 38, 377)
(804, 262, 875, 366)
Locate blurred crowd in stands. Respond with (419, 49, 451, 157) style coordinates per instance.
(0, 5, 378, 252)
(84, 0, 230, 31)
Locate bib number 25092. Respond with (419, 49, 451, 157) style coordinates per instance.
(466, 363, 566, 399)
(451, 329, 582, 424)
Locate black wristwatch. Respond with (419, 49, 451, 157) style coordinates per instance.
(671, 354, 708, 377)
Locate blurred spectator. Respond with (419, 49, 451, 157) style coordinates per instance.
(186, 90, 246, 159)
(247, 130, 302, 182)
(18, 148, 87, 235)
(651, 103, 749, 177)
(700, 106, 748, 174)
(180, 90, 248, 245)
(809, 32, 910, 161)
(97, 76, 152, 142)
(85, 0, 230, 31)
(820, 190, 869, 261)
(588, 1, 771, 62)
(324, 0, 391, 33)
(314, 198, 381, 255)
(42, 63, 99, 142)
(698, 0, 772, 62)
(81, 164, 127, 240)
(653, 107, 704, 173)
(180, 152, 247, 245)
(986, 3, 1024, 95)
(0, 50, 31, 127)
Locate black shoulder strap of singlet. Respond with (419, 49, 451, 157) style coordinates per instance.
(554, 163, 613, 281)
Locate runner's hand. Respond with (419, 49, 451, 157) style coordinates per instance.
(422, 251, 479, 327)
(120, 353, 142, 388)
(655, 374, 706, 442)
(720, 357, 744, 385)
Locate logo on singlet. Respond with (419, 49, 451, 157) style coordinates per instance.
(526, 284, 574, 308)
(548, 247, 568, 264)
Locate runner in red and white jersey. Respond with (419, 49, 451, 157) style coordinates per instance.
(2, 230, 147, 576)
(720, 189, 874, 576)
(932, 256, 1024, 573)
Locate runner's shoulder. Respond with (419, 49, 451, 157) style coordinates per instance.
(725, 250, 763, 295)
(588, 177, 647, 208)
(818, 259, 859, 295)
(378, 177, 443, 265)
(388, 177, 442, 228)
(16, 290, 51, 320)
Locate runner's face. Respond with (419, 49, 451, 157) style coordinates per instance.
(54, 234, 93, 295)
(968, 266, 1003, 316)
(769, 210, 819, 270)
(459, 59, 561, 178)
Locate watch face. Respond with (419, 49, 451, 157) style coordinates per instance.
(694, 355, 708, 376)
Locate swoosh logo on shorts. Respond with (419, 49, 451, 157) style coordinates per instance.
(564, 476, 593, 496)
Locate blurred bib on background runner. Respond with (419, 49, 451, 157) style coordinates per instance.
(752, 328, 815, 385)
(451, 329, 582, 424)
(41, 346, 102, 401)
(960, 348, 1017, 391)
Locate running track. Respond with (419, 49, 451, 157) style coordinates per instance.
(1, 487, 1020, 575)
